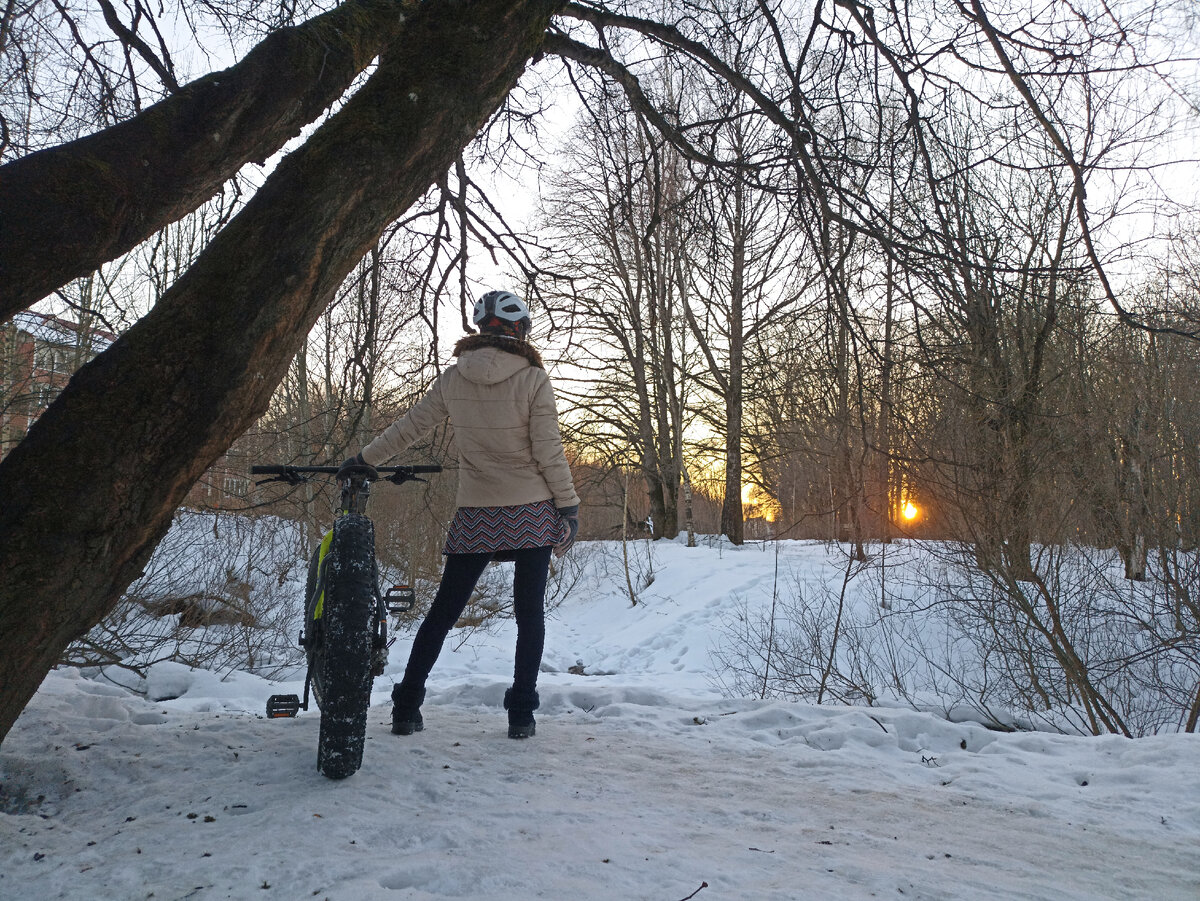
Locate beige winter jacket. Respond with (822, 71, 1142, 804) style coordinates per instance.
(360, 335, 580, 510)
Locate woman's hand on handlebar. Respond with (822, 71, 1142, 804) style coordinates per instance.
(337, 453, 378, 481)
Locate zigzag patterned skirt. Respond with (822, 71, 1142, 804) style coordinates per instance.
(443, 499, 566, 556)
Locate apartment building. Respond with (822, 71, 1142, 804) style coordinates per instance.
(0, 311, 114, 458)
(1, 312, 248, 508)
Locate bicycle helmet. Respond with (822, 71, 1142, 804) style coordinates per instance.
(473, 290, 531, 340)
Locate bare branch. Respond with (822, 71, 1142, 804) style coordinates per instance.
(97, 0, 181, 93)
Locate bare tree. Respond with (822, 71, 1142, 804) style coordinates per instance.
(1, 0, 412, 313)
(539, 78, 692, 538)
(0, 0, 563, 744)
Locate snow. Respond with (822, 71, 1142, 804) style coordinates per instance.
(3, 537, 1199, 900)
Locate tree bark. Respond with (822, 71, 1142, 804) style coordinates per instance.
(719, 186, 745, 545)
(0, 0, 561, 745)
(878, 250, 896, 542)
(0, 0, 412, 316)
(682, 464, 696, 547)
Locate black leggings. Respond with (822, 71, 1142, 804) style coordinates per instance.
(399, 546, 552, 695)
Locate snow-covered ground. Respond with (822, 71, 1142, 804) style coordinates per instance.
(3, 538, 1199, 900)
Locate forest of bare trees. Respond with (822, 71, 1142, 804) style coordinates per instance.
(2, 0, 1199, 740)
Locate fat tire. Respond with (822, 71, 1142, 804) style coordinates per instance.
(315, 514, 376, 779)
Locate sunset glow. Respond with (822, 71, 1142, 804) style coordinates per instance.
(742, 483, 778, 522)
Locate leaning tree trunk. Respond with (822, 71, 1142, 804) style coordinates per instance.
(0, 0, 411, 317)
(0, 0, 562, 745)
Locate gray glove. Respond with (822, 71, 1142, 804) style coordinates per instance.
(336, 452, 377, 482)
(554, 505, 579, 558)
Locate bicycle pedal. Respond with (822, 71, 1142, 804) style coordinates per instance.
(266, 694, 301, 718)
(384, 584, 416, 614)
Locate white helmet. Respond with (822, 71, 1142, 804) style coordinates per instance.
(473, 290, 531, 340)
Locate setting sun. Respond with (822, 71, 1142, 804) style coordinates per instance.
(902, 501, 919, 521)
(741, 483, 779, 522)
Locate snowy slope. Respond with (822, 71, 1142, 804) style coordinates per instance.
(3, 538, 1199, 900)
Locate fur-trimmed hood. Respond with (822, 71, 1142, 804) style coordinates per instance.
(453, 333, 544, 369)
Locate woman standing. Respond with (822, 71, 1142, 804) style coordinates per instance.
(344, 291, 579, 739)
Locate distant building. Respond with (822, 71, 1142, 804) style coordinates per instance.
(1, 311, 115, 459)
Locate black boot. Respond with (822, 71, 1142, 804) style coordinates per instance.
(391, 683, 425, 735)
(503, 687, 539, 739)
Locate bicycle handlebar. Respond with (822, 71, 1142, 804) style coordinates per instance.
(251, 464, 443, 475)
(251, 464, 442, 488)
